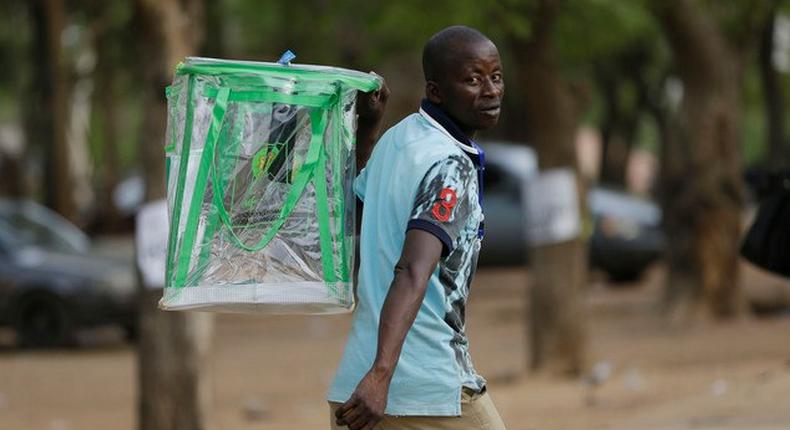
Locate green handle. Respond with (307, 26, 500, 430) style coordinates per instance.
(211, 107, 328, 253)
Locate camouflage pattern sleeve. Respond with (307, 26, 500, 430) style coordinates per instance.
(406, 155, 477, 256)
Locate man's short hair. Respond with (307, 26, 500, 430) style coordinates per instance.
(422, 26, 493, 82)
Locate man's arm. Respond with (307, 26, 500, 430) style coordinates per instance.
(355, 79, 389, 171)
(354, 79, 389, 239)
(335, 229, 443, 430)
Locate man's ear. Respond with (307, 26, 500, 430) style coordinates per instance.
(426, 81, 442, 104)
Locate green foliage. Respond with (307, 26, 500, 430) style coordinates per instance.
(702, 0, 769, 52)
(0, 0, 787, 205)
(223, 0, 511, 68)
(0, 1, 32, 121)
(489, 0, 535, 42)
(634, 113, 660, 153)
(555, 0, 660, 69)
(224, 0, 288, 59)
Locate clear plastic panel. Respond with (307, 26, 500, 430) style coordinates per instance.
(161, 58, 380, 314)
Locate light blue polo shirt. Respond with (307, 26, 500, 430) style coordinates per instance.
(327, 104, 486, 416)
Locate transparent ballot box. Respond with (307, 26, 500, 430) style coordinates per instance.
(161, 57, 381, 314)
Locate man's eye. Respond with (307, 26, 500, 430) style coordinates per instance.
(492, 73, 502, 83)
(467, 77, 480, 85)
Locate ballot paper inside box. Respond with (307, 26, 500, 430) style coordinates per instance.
(161, 57, 381, 314)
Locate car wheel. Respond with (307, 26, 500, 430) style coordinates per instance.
(14, 294, 75, 348)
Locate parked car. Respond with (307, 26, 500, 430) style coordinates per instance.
(0, 199, 137, 347)
(479, 142, 665, 281)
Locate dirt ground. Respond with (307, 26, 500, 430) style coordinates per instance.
(1, 265, 790, 430)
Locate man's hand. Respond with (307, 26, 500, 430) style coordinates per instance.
(356, 75, 390, 171)
(334, 368, 391, 430)
(357, 74, 390, 125)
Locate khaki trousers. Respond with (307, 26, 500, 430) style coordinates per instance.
(329, 389, 507, 430)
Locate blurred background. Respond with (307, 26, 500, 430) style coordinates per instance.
(1, 0, 790, 429)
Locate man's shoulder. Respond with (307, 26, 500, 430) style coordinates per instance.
(380, 113, 467, 167)
(382, 113, 449, 147)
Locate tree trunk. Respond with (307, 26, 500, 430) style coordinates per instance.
(634, 70, 670, 166)
(652, 0, 748, 320)
(509, 0, 587, 376)
(137, 290, 214, 430)
(0, 154, 24, 197)
(26, 0, 76, 221)
(597, 68, 638, 187)
(133, 1, 213, 430)
(759, 3, 790, 169)
(89, 5, 125, 233)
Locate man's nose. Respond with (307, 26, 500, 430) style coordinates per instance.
(481, 77, 501, 98)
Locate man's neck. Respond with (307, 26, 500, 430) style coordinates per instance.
(420, 99, 476, 143)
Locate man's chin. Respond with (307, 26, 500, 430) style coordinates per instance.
(475, 116, 500, 131)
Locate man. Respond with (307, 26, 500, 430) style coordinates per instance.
(328, 25, 507, 430)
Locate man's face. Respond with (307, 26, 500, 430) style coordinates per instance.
(428, 41, 504, 136)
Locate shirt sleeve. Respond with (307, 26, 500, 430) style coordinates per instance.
(353, 167, 368, 201)
(406, 154, 477, 256)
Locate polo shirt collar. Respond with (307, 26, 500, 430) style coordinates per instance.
(418, 99, 480, 156)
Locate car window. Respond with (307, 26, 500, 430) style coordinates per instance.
(484, 163, 520, 199)
(0, 211, 84, 254)
(0, 200, 91, 253)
